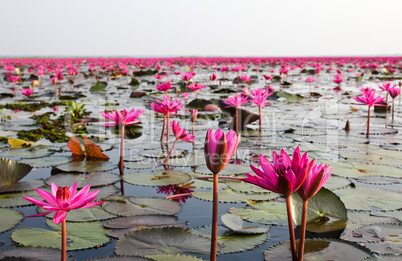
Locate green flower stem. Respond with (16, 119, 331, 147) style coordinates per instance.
(285, 195, 298, 261)
(298, 199, 309, 261)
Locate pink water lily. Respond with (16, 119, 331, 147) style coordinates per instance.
(298, 162, 333, 200)
(22, 182, 104, 224)
(156, 81, 172, 95)
(223, 94, 249, 133)
(21, 88, 33, 97)
(164, 120, 195, 165)
(388, 86, 401, 121)
(101, 109, 144, 127)
(249, 88, 272, 132)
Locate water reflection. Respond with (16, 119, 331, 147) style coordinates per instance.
(156, 182, 196, 204)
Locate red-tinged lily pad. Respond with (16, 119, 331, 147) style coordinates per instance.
(0, 247, 74, 261)
(103, 196, 183, 217)
(115, 227, 211, 256)
(0, 208, 24, 233)
(104, 215, 188, 238)
(11, 219, 110, 250)
(221, 213, 270, 234)
(348, 223, 402, 243)
(45, 172, 120, 188)
(190, 225, 269, 253)
(263, 239, 371, 261)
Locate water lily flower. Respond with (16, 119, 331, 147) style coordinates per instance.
(156, 81, 172, 95)
(333, 73, 343, 84)
(191, 109, 198, 136)
(101, 108, 144, 161)
(164, 120, 195, 164)
(210, 73, 217, 82)
(21, 88, 33, 97)
(204, 128, 240, 261)
(353, 88, 385, 137)
(223, 94, 249, 133)
(188, 82, 205, 99)
(305, 77, 315, 94)
(388, 86, 401, 121)
(379, 82, 396, 104)
(249, 88, 272, 132)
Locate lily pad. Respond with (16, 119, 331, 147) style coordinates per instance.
(90, 81, 108, 91)
(221, 213, 270, 234)
(55, 160, 117, 173)
(125, 162, 162, 169)
(45, 172, 120, 188)
(0, 158, 32, 186)
(0, 208, 24, 233)
(86, 257, 153, 261)
(104, 196, 183, 217)
(162, 153, 206, 167)
(194, 164, 251, 176)
(361, 242, 402, 255)
(0, 189, 44, 207)
(324, 175, 352, 190)
(356, 176, 402, 185)
(19, 156, 73, 168)
(361, 254, 402, 261)
(104, 215, 188, 238)
(335, 187, 402, 211)
(348, 223, 402, 243)
(0, 247, 74, 261)
(145, 254, 207, 261)
(264, 239, 370, 261)
(0, 147, 53, 159)
(123, 170, 191, 187)
(228, 200, 288, 225)
(226, 180, 272, 193)
(11, 219, 110, 250)
(291, 187, 347, 226)
(191, 225, 269, 253)
(37, 205, 116, 222)
(192, 189, 278, 203)
(115, 227, 211, 256)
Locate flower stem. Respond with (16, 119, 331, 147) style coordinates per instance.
(259, 106, 262, 133)
(298, 200, 309, 261)
(235, 107, 239, 134)
(163, 139, 178, 165)
(367, 107, 370, 138)
(160, 114, 167, 142)
(210, 172, 219, 261)
(392, 98, 395, 122)
(285, 195, 298, 261)
(166, 112, 170, 145)
(120, 125, 125, 161)
(61, 219, 66, 261)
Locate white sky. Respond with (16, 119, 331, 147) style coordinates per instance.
(1, 0, 401, 57)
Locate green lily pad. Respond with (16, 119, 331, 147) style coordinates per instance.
(335, 187, 402, 211)
(104, 196, 183, 217)
(0, 247, 74, 261)
(86, 257, 153, 261)
(264, 239, 371, 261)
(0, 208, 24, 233)
(11, 219, 110, 250)
(115, 227, 212, 256)
(140, 149, 185, 159)
(371, 211, 402, 222)
(55, 160, 117, 173)
(228, 200, 288, 225)
(361, 242, 402, 255)
(19, 156, 73, 168)
(125, 162, 162, 169)
(0, 189, 44, 207)
(291, 187, 347, 226)
(145, 254, 207, 261)
(90, 81, 108, 91)
(162, 153, 206, 167)
(361, 254, 402, 261)
(104, 215, 188, 238)
(221, 213, 270, 234)
(45, 172, 120, 188)
(190, 225, 269, 253)
(123, 170, 191, 187)
(192, 189, 278, 203)
(37, 205, 116, 222)
(356, 176, 402, 185)
(324, 175, 352, 190)
(351, 164, 402, 178)
(0, 147, 54, 159)
(277, 91, 304, 102)
(194, 164, 251, 176)
(348, 223, 402, 243)
(226, 180, 272, 193)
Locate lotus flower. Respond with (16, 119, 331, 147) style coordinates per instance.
(156, 81, 172, 95)
(164, 120, 195, 164)
(223, 94, 249, 133)
(21, 88, 33, 97)
(298, 162, 333, 200)
(388, 86, 401, 121)
(249, 88, 272, 132)
(22, 182, 104, 224)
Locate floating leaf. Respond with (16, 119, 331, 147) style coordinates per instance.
(104, 215, 188, 238)
(361, 254, 402, 261)
(226, 180, 271, 193)
(55, 160, 117, 173)
(371, 210, 402, 222)
(191, 225, 269, 253)
(67, 136, 109, 160)
(335, 187, 402, 211)
(0, 158, 32, 186)
(104, 197, 182, 217)
(324, 175, 352, 190)
(145, 254, 207, 261)
(11, 220, 110, 250)
(276, 91, 304, 102)
(123, 170, 191, 187)
(38, 205, 116, 222)
(263, 239, 370, 261)
(0, 247, 74, 261)
(0, 189, 44, 207)
(125, 162, 162, 169)
(115, 227, 211, 256)
(67, 135, 85, 156)
(361, 242, 402, 255)
(90, 81, 108, 91)
(194, 164, 251, 176)
(19, 156, 73, 168)
(291, 187, 347, 227)
(348, 223, 402, 243)
(0, 146, 53, 159)
(228, 201, 288, 225)
(193, 189, 278, 203)
(45, 172, 120, 188)
(0, 208, 24, 233)
(356, 176, 402, 185)
(221, 213, 270, 234)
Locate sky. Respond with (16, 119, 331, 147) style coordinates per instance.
(0, 0, 401, 57)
